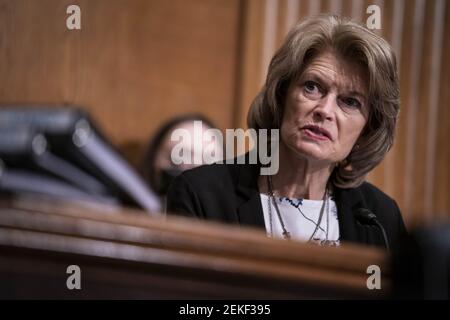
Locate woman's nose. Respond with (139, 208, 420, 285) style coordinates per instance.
(313, 95, 335, 121)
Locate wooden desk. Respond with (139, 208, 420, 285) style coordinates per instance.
(0, 196, 389, 299)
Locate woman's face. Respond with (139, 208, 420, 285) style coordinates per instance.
(153, 120, 223, 194)
(280, 50, 369, 166)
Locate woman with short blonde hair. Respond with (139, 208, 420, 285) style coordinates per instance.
(248, 14, 400, 188)
(168, 15, 406, 249)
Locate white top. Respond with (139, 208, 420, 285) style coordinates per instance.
(260, 193, 340, 246)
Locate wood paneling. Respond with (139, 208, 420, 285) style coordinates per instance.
(0, 0, 241, 165)
(235, 0, 266, 129)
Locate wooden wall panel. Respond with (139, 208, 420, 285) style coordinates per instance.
(235, 0, 266, 129)
(235, 0, 450, 227)
(0, 0, 241, 165)
(431, 0, 450, 221)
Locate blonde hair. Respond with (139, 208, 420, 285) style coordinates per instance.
(247, 14, 400, 188)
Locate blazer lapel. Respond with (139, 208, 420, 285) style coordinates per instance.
(334, 186, 368, 244)
(234, 162, 266, 229)
(229, 156, 376, 244)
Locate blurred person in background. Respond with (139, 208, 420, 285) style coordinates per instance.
(142, 114, 223, 209)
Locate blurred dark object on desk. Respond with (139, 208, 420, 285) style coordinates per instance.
(0, 107, 161, 214)
(392, 220, 450, 299)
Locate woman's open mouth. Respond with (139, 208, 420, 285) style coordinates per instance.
(301, 125, 332, 141)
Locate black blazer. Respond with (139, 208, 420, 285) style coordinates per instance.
(167, 160, 407, 249)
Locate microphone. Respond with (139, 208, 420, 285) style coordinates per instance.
(356, 208, 390, 253)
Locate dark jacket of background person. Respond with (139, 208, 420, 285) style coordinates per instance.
(166, 158, 408, 249)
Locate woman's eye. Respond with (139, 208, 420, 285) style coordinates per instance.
(303, 81, 321, 96)
(341, 97, 361, 109)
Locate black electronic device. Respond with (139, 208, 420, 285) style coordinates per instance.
(0, 107, 161, 214)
